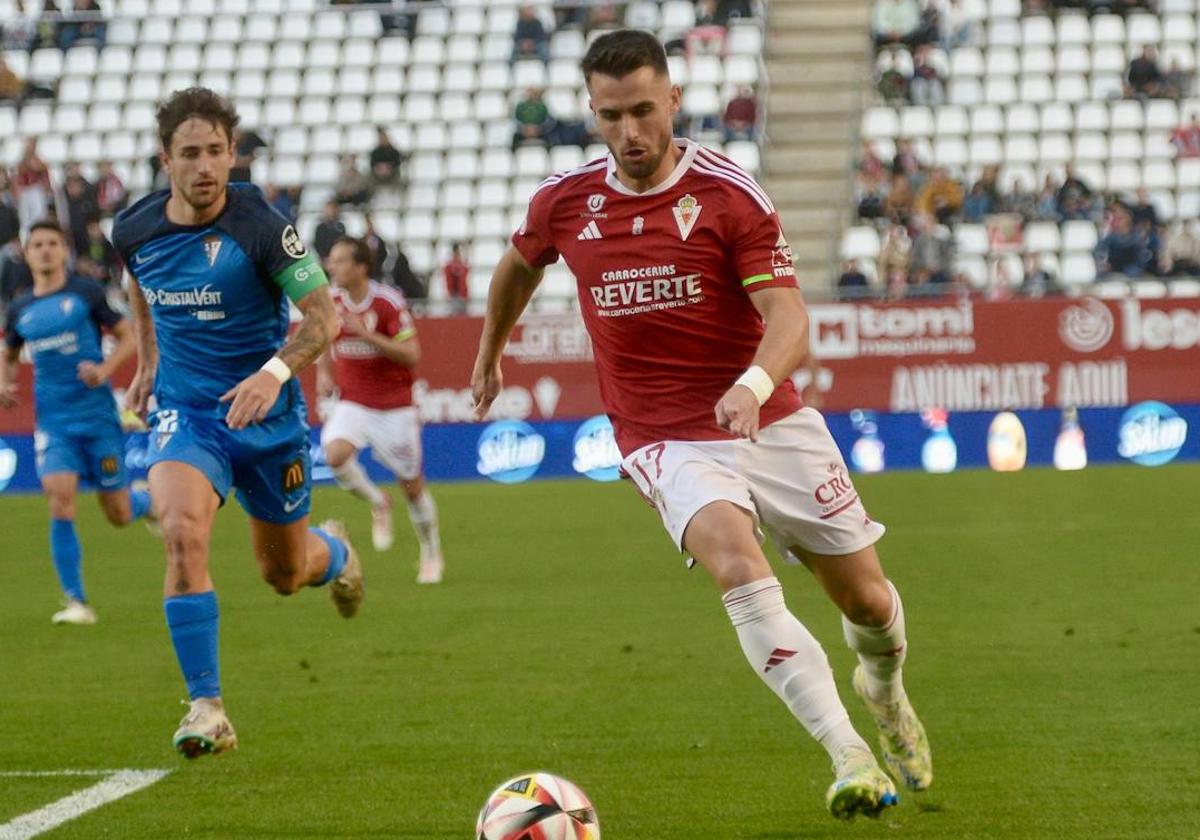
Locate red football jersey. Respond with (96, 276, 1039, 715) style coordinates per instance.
(330, 282, 417, 410)
(512, 139, 803, 455)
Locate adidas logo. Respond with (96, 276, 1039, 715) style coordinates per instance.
(763, 647, 797, 673)
(577, 220, 602, 240)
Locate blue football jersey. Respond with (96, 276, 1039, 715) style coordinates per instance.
(4, 276, 123, 436)
(112, 183, 328, 419)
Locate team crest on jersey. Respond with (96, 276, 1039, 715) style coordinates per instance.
(60, 299, 73, 315)
(587, 194, 606, 213)
(672, 194, 702, 241)
(632, 216, 644, 235)
(281, 225, 307, 259)
(203, 236, 222, 267)
(771, 232, 796, 278)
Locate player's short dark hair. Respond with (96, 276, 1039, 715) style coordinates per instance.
(26, 219, 66, 241)
(332, 236, 371, 267)
(580, 29, 670, 84)
(156, 87, 240, 152)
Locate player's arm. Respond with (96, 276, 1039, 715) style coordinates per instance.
(715, 286, 810, 442)
(0, 345, 19, 409)
(316, 348, 335, 399)
(124, 273, 159, 416)
(471, 245, 544, 420)
(78, 318, 136, 388)
(222, 286, 338, 430)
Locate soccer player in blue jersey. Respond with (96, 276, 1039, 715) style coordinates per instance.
(113, 88, 362, 759)
(0, 220, 153, 625)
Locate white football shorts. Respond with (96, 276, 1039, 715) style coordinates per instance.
(320, 401, 423, 480)
(621, 408, 886, 560)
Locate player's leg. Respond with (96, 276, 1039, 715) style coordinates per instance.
(41, 469, 96, 625)
(798, 544, 932, 791)
(151, 459, 236, 758)
(321, 402, 392, 550)
(237, 418, 363, 617)
(87, 431, 152, 527)
(369, 406, 441, 581)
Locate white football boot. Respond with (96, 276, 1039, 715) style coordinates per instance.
(51, 599, 97, 625)
(321, 520, 364, 618)
(173, 697, 238, 759)
(416, 548, 443, 584)
(370, 490, 394, 552)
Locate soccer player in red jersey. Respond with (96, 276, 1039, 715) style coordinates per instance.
(471, 31, 931, 820)
(318, 237, 444, 583)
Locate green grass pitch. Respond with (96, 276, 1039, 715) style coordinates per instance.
(1, 465, 1198, 838)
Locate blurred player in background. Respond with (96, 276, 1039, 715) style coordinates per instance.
(114, 88, 361, 759)
(472, 31, 932, 821)
(0, 220, 152, 625)
(318, 235, 444, 584)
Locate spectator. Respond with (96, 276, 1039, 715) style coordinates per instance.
(876, 51, 910, 104)
(0, 169, 18, 247)
(313, 199, 345, 263)
(1095, 202, 1153, 278)
(585, 2, 622, 35)
(721, 85, 757, 142)
(74, 219, 120, 287)
(837, 260, 872, 300)
(1169, 112, 1200, 157)
(513, 88, 556, 148)
(915, 166, 963, 223)
(1035, 173, 1061, 221)
(369, 126, 406, 187)
(1162, 57, 1191, 100)
(264, 183, 296, 222)
(32, 0, 62, 51)
(892, 137, 922, 179)
(909, 213, 955, 287)
(57, 0, 106, 52)
(962, 181, 993, 222)
(1131, 187, 1158, 231)
(715, 0, 754, 25)
(61, 162, 99, 255)
(687, 0, 727, 56)
(512, 4, 550, 63)
(1158, 221, 1200, 276)
(877, 223, 912, 284)
(1125, 45, 1163, 99)
(94, 160, 126, 216)
(1019, 254, 1064, 297)
(231, 127, 267, 183)
(442, 242, 470, 312)
(13, 139, 53, 238)
(1056, 163, 1093, 221)
(939, 0, 973, 48)
(362, 215, 388, 280)
(909, 44, 945, 106)
(983, 257, 1016, 301)
(0, 239, 33, 309)
(883, 172, 915, 224)
(0, 54, 23, 103)
(389, 247, 426, 300)
(333, 154, 373, 207)
(1002, 173, 1037, 220)
(872, 0, 921, 48)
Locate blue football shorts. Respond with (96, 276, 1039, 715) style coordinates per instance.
(146, 407, 312, 524)
(36, 425, 128, 491)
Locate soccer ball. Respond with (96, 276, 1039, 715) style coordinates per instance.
(476, 772, 600, 840)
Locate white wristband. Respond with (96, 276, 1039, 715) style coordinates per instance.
(260, 356, 292, 384)
(735, 365, 774, 406)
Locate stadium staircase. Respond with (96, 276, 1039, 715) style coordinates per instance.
(763, 0, 873, 292)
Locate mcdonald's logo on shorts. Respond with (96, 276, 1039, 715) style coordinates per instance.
(281, 458, 305, 493)
(100, 456, 119, 476)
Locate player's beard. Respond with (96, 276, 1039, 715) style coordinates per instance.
(184, 178, 224, 211)
(617, 139, 669, 181)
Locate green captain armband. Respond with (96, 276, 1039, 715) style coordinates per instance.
(273, 254, 329, 303)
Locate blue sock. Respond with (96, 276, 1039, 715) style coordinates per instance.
(164, 592, 221, 700)
(311, 528, 348, 586)
(50, 518, 85, 602)
(129, 489, 151, 522)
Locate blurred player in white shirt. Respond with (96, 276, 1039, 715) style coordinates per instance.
(318, 237, 444, 583)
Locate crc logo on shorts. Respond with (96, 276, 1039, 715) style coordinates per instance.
(1117, 401, 1188, 466)
(281, 458, 306, 493)
(281, 225, 307, 259)
(99, 455, 119, 476)
(476, 420, 544, 484)
(1059, 298, 1114, 353)
(813, 463, 859, 519)
(572, 415, 621, 482)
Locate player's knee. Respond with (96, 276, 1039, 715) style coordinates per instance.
(261, 565, 302, 596)
(710, 550, 771, 591)
(840, 580, 894, 627)
(159, 511, 207, 559)
(401, 479, 423, 502)
(99, 498, 130, 527)
(326, 449, 350, 469)
(47, 494, 75, 520)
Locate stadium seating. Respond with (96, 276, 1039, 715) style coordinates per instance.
(0, 1, 767, 308)
(847, 1, 1200, 296)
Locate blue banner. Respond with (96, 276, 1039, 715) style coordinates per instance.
(0, 404, 1196, 495)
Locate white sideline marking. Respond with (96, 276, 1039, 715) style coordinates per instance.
(0, 769, 171, 840)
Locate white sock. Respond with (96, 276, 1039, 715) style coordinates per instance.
(842, 580, 907, 703)
(331, 458, 386, 508)
(407, 489, 441, 555)
(723, 577, 870, 761)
